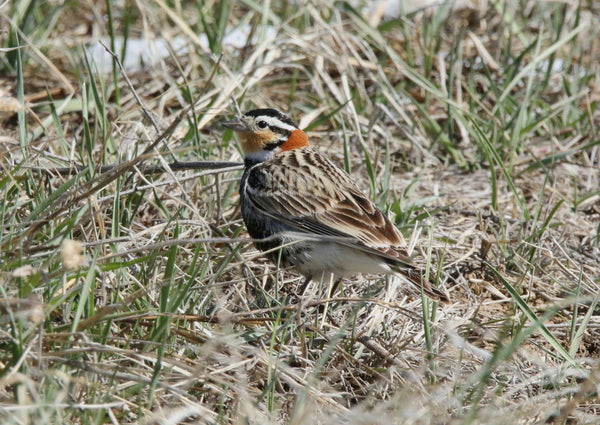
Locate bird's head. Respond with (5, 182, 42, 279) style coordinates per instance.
(223, 108, 309, 163)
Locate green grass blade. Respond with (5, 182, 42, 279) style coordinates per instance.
(485, 261, 578, 368)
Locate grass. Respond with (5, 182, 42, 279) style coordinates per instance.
(1, 0, 600, 424)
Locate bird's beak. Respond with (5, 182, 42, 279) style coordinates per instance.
(222, 117, 247, 131)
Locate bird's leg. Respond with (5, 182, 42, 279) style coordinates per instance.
(328, 278, 342, 298)
(296, 275, 312, 361)
(299, 275, 312, 296)
(319, 274, 340, 328)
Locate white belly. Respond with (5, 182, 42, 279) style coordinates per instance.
(291, 241, 392, 280)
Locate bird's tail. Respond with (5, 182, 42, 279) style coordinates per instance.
(396, 264, 450, 304)
(322, 235, 450, 303)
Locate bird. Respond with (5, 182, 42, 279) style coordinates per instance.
(223, 108, 449, 303)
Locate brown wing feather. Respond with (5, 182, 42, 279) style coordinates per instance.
(245, 147, 409, 261)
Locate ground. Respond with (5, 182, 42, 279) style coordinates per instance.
(0, 1, 599, 424)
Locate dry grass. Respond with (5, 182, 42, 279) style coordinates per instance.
(1, 0, 599, 424)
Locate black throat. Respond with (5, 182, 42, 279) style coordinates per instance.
(244, 157, 261, 168)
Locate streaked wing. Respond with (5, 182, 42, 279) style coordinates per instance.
(244, 147, 411, 263)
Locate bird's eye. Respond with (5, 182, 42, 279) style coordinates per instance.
(257, 120, 268, 129)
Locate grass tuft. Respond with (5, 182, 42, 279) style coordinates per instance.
(1, 0, 599, 423)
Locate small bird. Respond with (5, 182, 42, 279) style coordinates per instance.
(223, 108, 449, 303)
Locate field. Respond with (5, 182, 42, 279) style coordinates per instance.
(1, 0, 599, 423)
